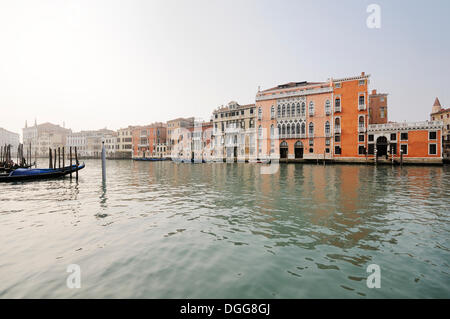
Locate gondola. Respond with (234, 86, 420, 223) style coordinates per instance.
(0, 163, 85, 183)
(0, 163, 35, 173)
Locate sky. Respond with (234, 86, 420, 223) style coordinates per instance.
(1, 0, 449, 137)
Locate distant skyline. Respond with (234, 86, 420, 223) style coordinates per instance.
(1, 0, 449, 136)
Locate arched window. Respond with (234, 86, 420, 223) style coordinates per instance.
(309, 101, 315, 116)
(359, 116, 365, 127)
(282, 124, 286, 135)
(309, 122, 314, 136)
(278, 124, 281, 136)
(291, 104, 295, 117)
(286, 104, 290, 117)
(296, 103, 300, 116)
(335, 97, 341, 110)
(258, 125, 263, 138)
(359, 95, 365, 106)
(325, 100, 331, 115)
(277, 105, 281, 117)
(271, 106, 275, 119)
(296, 123, 300, 134)
(301, 122, 306, 134)
(301, 102, 306, 116)
(270, 124, 274, 138)
(325, 121, 330, 135)
(291, 123, 295, 134)
(258, 107, 262, 120)
(335, 117, 340, 127)
(286, 123, 291, 136)
(282, 105, 286, 117)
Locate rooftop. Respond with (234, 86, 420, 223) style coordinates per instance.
(260, 81, 324, 93)
(433, 97, 441, 107)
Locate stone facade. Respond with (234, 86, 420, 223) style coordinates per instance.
(22, 121, 71, 157)
(430, 97, 450, 160)
(211, 102, 256, 162)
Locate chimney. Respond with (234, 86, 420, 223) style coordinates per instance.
(361, 72, 365, 76)
(372, 89, 377, 95)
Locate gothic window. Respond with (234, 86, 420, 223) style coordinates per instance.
(309, 122, 314, 135)
(309, 101, 314, 115)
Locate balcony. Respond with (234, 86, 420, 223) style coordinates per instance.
(325, 110, 331, 116)
(224, 126, 240, 134)
(334, 126, 341, 134)
(138, 143, 149, 147)
(358, 104, 366, 111)
(278, 133, 306, 139)
(335, 105, 341, 112)
(309, 111, 314, 117)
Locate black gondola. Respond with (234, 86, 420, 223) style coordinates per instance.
(0, 163, 85, 183)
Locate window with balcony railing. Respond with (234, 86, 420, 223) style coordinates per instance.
(308, 122, 314, 137)
(325, 121, 330, 136)
(309, 101, 314, 116)
(358, 116, 365, 132)
(325, 100, 331, 115)
(358, 95, 365, 110)
(335, 98, 341, 112)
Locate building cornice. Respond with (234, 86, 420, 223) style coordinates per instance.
(256, 86, 332, 102)
(368, 121, 443, 132)
(332, 74, 370, 83)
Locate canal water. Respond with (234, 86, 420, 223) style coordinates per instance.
(0, 159, 449, 298)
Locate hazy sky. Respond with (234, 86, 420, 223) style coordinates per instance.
(1, 0, 449, 137)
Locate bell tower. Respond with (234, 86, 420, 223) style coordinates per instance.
(432, 97, 442, 114)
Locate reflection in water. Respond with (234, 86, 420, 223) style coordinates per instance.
(99, 182, 107, 208)
(0, 159, 449, 298)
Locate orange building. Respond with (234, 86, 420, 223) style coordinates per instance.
(131, 122, 167, 158)
(255, 72, 370, 162)
(366, 121, 443, 164)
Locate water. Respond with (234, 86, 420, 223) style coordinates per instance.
(0, 159, 449, 298)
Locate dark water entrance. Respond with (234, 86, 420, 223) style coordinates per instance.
(376, 136, 388, 157)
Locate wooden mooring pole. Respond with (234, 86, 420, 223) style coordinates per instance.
(75, 146, 78, 180)
(70, 146, 72, 179)
(49, 148, 52, 169)
(101, 141, 106, 183)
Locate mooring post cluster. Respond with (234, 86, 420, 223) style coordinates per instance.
(47, 146, 79, 180)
